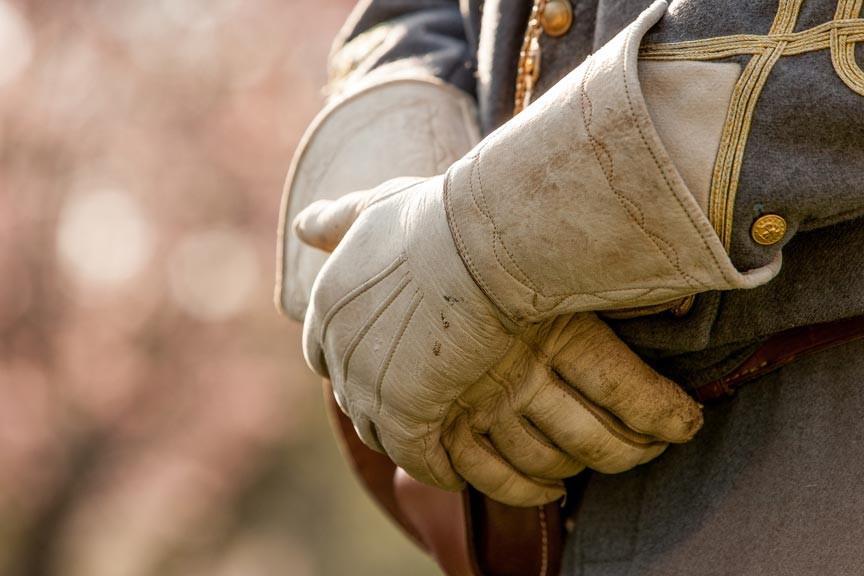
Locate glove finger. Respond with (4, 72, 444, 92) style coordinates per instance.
(552, 314, 703, 443)
(443, 416, 565, 506)
(487, 409, 585, 480)
(351, 413, 385, 453)
(525, 380, 668, 474)
(293, 178, 426, 252)
(293, 190, 370, 252)
(301, 294, 329, 378)
(377, 420, 465, 493)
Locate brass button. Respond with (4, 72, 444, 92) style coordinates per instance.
(751, 214, 787, 245)
(540, 0, 573, 38)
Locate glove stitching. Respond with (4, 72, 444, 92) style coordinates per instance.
(373, 287, 423, 415)
(458, 95, 703, 317)
(516, 414, 567, 453)
(486, 369, 558, 452)
(465, 421, 563, 495)
(422, 420, 458, 490)
(452, 159, 673, 316)
(337, 271, 413, 397)
(620, 24, 736, 286)
(474, 154, 543, 295)
(319, 254, 406, 344)
(444, 165, 508, 318)
(579, 55, 704, 293)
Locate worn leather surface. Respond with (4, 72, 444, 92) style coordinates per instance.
(280, 61, 724, 509)
(299, 173, 702, 504)
(326, 378, 564, 576)
(445, 2, 778, 326)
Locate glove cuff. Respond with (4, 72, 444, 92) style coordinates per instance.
(276, 77, 480, 320)
(444, 0, 781, 324)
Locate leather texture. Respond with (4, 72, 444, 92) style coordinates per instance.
(296, 179, 702, 505)
(325, 380, 564, 576)
(444, 1, 780, 326)
(275, 77, 480, 321)
(278, 76, 701, 506)
(639, 60, 741, 214)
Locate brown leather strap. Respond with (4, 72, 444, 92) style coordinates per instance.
(323, 381, 563, 576)
(692, 314, 864, 403)
(465, 489, 563, 576)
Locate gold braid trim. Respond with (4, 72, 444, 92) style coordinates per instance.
(514, 0, 547, 114)
(833, 0, 864, 95)
(640, 18, 864, 60)
(640, 0, 864, 250)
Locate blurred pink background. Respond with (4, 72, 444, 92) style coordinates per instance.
(0, 0, 438, 574)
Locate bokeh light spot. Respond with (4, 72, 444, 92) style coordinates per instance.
(56, 190, 154, 288)
(0, 0, 33, 87)
(168, 228, 259, 322)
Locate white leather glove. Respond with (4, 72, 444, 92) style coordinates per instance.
(288, 0, 781, 505)
(296, 183, 702, 505)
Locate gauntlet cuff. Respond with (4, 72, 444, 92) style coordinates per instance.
(276, 77, 480, 320)
(444, 1, 781, 324)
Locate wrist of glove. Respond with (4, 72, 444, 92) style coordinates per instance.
(444, 1, 780, 325)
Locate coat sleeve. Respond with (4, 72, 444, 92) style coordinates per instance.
(637, 0, 864, 274)
(326, 0, 476, 98)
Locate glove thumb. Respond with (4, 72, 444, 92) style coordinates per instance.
(292, 189, 370, 252)
(293, 177, 426, 252)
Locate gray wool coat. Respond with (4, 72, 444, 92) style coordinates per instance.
(326, 1, 864, 573)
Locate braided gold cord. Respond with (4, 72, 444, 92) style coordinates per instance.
(640, 19, 864, 60)
(514, 0, 547, 114)
(640, 0, 864, 250)
(833, 0, 864, 95)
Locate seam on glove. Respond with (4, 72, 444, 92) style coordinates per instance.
(466, 143, 682, 315)
(444, 168, 507, 316)
(466, 424, 561, 493)
(517, 414, 565, 453)
(485, 368, 583, 462)
(319, 254, 406, 343)
(620, 22, 737, 286)
(462, 125, 706, 319)
(473, 155, 544, 294)
(338, 271, 412, 390)
(579, 56, 704, 293)
(422, 422, 454, 490)
(374, 287, 423, 415)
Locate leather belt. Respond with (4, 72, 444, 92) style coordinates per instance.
(326, 313, 864, 576)
(691, 314, 864, 403)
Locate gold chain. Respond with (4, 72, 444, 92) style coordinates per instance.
(514, 0, 546, 114)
